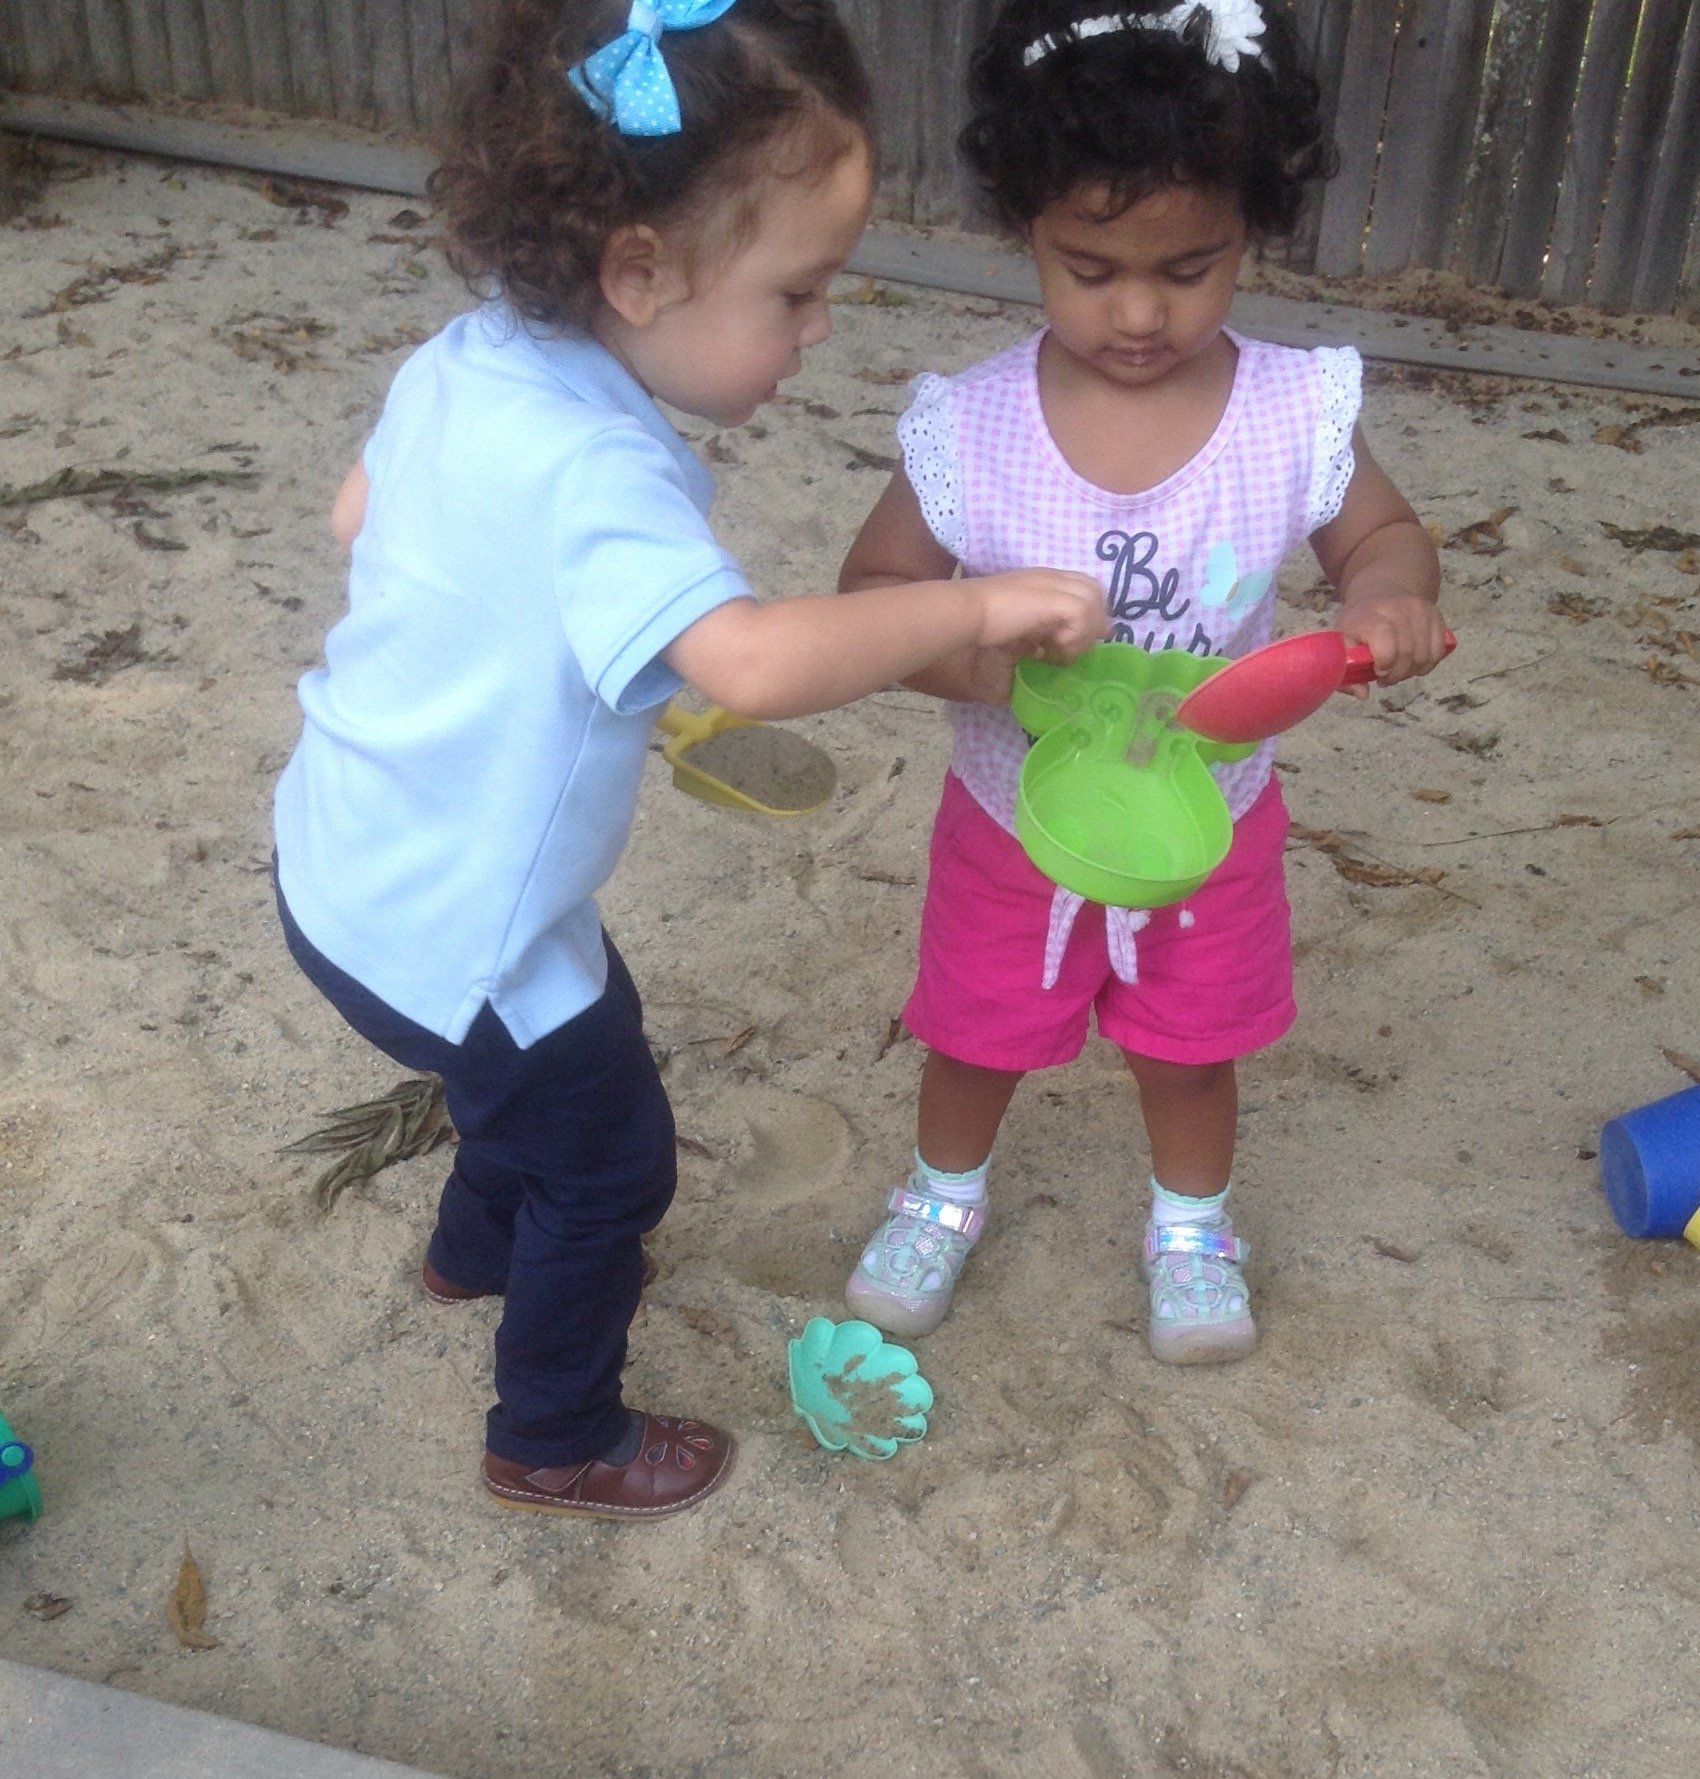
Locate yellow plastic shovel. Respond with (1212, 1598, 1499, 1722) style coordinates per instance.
(655, 702, 837, 817)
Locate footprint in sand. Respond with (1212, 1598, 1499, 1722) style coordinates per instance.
(832, 1496, 900, 1592)
(711, 1084, 852, 1295)
(186, 1215, 408, 1371)
(4, 1225, 180, 1362)
(730, 1084, 850, 1204)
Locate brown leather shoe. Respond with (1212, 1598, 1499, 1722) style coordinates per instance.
(482, 1415, 734, 1520)
(421, 1260, 499, 1305)
(422, 1246, 657, 1306)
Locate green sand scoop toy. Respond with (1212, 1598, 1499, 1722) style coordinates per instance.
(788, 1318, 933, 1460)
(1011, 645, 1257, 910)
(0, 1411, 42, 1524)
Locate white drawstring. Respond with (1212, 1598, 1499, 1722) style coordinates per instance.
(1042, 886, 1154, 989)
(1106, 906, 1151, 984)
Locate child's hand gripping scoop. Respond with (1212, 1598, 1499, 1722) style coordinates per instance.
(657, 703, 837, 817)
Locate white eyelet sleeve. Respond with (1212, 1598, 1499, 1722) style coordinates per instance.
(1306, 346, 1363, 534)
(895, 373, 967, 561)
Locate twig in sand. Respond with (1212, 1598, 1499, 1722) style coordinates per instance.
(0, 465, 256, 509)
(831, 437, 899, 472)
(1367, 1236, 1419, 1263)
(1467, 649, 1556, 684)
(1417, 814, 1610, 848)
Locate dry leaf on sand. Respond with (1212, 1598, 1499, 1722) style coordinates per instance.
(169, 1540, 218, 1650)
(1447, 507, 1516, 555)
(1601, 520, 1700, 554)
(283, 1074, 454, 1213)
(1291, 825, 1446, 890)
(1592, 424, 1644, 453)
(1663, 1049, 1700, 1086)
(677, 1306, 740, 1348)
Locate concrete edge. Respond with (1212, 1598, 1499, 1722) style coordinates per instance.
(4, 91, 1698, 401)
(0, 1659, 442, 1779)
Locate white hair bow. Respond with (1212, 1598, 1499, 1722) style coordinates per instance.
(1023, 2, 1267, 74)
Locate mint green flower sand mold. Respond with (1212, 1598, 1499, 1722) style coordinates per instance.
(787, 1317, 934, 1460)
(1012, 646, 1258, 910)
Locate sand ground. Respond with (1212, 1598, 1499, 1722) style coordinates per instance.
(3, 148, 1700, 1779)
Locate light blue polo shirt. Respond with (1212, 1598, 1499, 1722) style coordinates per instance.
(273, 305, 751, 1046)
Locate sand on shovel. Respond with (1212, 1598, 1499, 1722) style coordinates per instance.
(682, 725, 837, 812)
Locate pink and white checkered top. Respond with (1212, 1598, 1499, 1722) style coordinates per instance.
(899, 328, 1363, 832)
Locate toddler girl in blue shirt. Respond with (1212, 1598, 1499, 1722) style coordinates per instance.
(273, 0, 1105, 1522)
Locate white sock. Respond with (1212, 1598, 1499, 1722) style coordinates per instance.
(1151, 1177, 1229, 1227)
(914, 1149, 989, 1208)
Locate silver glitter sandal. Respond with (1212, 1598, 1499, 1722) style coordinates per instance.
(845, 1184, 985, 1339)
(1142, 1219, 1257, 1365)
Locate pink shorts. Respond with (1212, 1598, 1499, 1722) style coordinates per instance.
(905, 773, 1296, 1072)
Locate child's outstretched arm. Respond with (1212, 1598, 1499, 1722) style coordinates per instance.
(665, 543, 1105, 722)
(838, 470, 1024, 706)
(1312, 429, 1447, 686)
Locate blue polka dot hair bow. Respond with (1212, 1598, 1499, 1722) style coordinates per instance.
(569, 0, 743, 137)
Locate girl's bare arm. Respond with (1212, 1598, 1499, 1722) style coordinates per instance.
(838, 471, 1022, 705)
(665, 557, 1106, 722)
(1312, 430, 1447, 686)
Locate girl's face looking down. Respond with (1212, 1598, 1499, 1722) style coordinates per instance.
(597, 136, 876, 428)
(1030, 182, 1249, 388)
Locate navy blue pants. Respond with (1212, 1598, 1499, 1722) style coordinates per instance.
(277, 887, 676, 1467)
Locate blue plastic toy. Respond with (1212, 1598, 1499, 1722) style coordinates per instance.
(1601, 1083, 1700, 1241)
(0, 1411, 41, 1524)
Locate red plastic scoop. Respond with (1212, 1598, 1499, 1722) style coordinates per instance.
(1175, 628, 1457, 745)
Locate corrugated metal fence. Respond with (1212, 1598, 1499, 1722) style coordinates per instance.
(2, 0, 1698, 315)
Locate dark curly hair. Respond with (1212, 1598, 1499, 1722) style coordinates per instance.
(431, 0, 872, 332)
(961, 1, 1334, 239)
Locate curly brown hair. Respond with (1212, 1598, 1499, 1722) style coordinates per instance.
(430, 0, 872, 333)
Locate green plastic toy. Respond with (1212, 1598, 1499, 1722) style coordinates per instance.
(788, 1317, 933, 1460)
(1011, 645, 1258, 909)
(0, 1411, 41, 1524)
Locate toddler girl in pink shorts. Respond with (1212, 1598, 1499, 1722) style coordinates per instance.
(841, 0, 1451, 1363)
